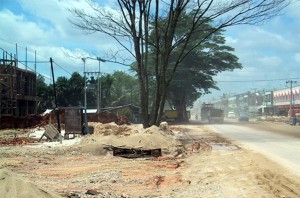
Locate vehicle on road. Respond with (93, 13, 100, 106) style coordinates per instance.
(238, 111, 249, 122)
(208, 108, 225, 123)
(163, 110, 191, 122)
(227, 111, 236, 119)
(201, 103, 214, 121)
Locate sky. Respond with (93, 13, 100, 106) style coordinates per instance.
(0, 0, 300, 103)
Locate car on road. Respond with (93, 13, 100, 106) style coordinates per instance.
(227, 111, 236, 119)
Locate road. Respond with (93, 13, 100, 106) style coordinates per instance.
(208, 120, 300, 177)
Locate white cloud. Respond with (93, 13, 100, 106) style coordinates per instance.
(225, 36, 238, 45)
(0, 0, 133, 78)
(257, 56, 282, 67)
(213, 1, 300, 99)
(294, 53, 300, 64)
(1, 0, 299, 97)
(0, 9, 55, 45)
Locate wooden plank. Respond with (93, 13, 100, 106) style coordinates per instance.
(39, 124, 59, 141)
(107, 146, 162, 158)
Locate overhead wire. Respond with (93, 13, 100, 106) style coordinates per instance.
(15, 58, 52, 81)
(215, 77, 299, 83)
(1, 38, 73, 78)
(53, 61, 73, 76)
(1, 37, 299, 84)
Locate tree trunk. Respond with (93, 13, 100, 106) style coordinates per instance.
(175, 87, 189, 122)
(155, 82, 167, 126)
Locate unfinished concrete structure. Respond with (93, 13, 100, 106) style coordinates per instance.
(0, 51, 40, 117)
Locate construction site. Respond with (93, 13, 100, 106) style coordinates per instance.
(0, 50, 40, 116)
(0, 50, 300, 197)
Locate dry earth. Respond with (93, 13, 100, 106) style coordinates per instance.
(0, 122, 300, 197)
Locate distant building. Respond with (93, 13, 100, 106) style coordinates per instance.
(273, 86, 300, 116)
(0, 51, 41, 117)
(212, 86, 300, 117)
(258, 91, 274, 116)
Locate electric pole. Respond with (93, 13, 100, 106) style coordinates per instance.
(286, 80, 297, 116)
(82, 58, 89, 134)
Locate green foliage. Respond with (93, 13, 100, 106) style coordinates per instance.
(36, 74, 53, 113)
(36, 71, 135, 113)
(147, 10, 242, 121)
(110, 71, 139, 107)
(117, 107, 133, 119)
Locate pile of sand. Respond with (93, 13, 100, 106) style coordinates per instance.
(89, 122, 139, 136)
(80, 123, 183, 155)
(0, 169, 60, 198)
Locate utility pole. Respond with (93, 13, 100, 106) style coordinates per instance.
(286, 80, 297, 116)
(50, 57, 62, 143)
(97, 57, 106, 113)
(83, 57, 105, 115)
(82, 58, 89, 134)
(98, 60, 100, 113)
(25, 47, 27, 70)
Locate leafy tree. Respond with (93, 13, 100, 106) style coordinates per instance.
(111, 71, 139, 106)
(68, 72, 84, 106)
(36, 74, 52, 113)
(56, 76, 70, 107)
(100, 74, 113, 107)
(165, 15, 242, 122)
(70, 0, 290, 128)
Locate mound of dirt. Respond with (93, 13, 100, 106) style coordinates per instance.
(89, 122, 138, 136)
(79, 124, 183, 156)
(0, 169, 60, 198)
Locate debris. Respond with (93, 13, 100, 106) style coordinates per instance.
(159, 121, 169, 131)
(38, 124, 60, 142)
(103, 145, 162, 158)
(86, 189, 100, 195)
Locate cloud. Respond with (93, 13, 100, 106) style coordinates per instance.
(294, 53, 300, 64)
(0, 9, 55, 45)
(211, 1, 300, 100)
(257, 56, 282, 67)
(1, 0, 299, 96)
(0, 0, 133, 78)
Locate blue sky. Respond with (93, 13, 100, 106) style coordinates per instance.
(0, 0, 299, 102)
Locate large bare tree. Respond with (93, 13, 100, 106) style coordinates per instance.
(69, 0, 290, 128)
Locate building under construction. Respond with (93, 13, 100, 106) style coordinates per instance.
(0, 50, 40, 117)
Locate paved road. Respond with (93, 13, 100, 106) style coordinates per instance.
(208, 122, 300, 177)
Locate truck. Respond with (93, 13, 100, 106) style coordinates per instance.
(163, 110, 178, 122)
(200, 103, 214, 121)
(208, 108, 224, 123)
(238, 111, 249, 122)
(163, 110, 191, 122)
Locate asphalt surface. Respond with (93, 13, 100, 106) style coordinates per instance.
(208, 120, 300, 177)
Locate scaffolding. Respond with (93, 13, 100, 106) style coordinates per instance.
(0, 50, 39, 117)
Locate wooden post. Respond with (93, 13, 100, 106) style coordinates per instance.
(50, 57, 62, 142)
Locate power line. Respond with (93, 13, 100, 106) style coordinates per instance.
(19, 60, 49, 63)
(216, 77, 299, 83)
(0, 37, 46, 59)
(1, 42, 73, 77)
(16, 58, 52, 81)
(1, 46, 53, 82)
(173, 77, 299, 83)
(53, 61, 73, 76)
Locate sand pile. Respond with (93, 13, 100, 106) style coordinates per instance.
(80, 123, 182, 155)
(0, 169, 60, 198)
(89, 122, 139, 136)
